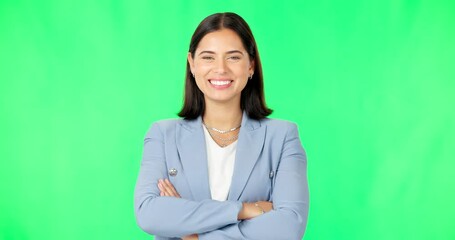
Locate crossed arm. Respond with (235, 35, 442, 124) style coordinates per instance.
(157, 179, 273, 240)
(135, 122, 308, 239)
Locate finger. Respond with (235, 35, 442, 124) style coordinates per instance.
(164, 179, 181, 198)
(160, 179, 175, 197)
(157, 179, 164, 191)
(161, 179, 177, 197)
(157, 180, 162, 190)
(158, 179, 172, 197)
(157, 180, 166, 196)
(165, 179, 180, 198)
(260, 201, 273, 212)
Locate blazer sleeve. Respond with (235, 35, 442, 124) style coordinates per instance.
(198, 122, 309, 240)
(134, 122, 243, 238)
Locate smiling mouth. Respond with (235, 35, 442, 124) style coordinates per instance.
(209, 80, 233, 86)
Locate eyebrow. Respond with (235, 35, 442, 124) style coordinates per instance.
(198, 50, 244, 56)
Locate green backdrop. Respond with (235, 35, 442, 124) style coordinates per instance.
(1, 0, 454, 239)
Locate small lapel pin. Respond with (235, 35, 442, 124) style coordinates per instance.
(269, 170, 274, 179)
(168, 168, 178, 177)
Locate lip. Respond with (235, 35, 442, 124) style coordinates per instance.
(209, 79, 233, 89)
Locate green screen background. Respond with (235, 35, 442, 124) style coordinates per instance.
(1, 0, 454, 239)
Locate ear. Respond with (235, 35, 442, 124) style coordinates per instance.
(249, 59, 255, 75)
(187, 52, 195, 74)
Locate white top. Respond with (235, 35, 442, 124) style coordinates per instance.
(202, 125, 237, 201)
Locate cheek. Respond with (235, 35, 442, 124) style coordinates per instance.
(194, 62, 212, 74)
(194, 78, 206, 91)
(237, 68, 248, 77)
(239, 78, 249, 90)
(236, 63, 252, 76)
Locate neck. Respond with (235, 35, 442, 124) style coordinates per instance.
(203, 101, 243, 130)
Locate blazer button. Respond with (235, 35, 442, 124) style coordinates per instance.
(269, 170, 274, 179)
(168, 168, 178, 177)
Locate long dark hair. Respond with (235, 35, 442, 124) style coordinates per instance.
(178, 12, 272, 120)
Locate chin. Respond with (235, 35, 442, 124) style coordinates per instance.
(206, 95, 240, 104)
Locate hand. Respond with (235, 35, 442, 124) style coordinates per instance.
(182, 234, 198, 240)
(157, 179, 181, 198)
(255, 201, 273, 213)
(238, 201, 273, 220)
(158, 180, 196, 239)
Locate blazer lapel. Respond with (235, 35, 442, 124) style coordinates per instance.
(176, 116, 211, 201)
(228, 112, 266, 201)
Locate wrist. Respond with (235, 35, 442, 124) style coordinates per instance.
(238, 203, 247, 220)
(238, 202, 264, 220)
(254, 202, 265, 214)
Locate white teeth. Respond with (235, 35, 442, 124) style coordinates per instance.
(210, 80, 231, 86)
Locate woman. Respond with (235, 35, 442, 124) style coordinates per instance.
(135, 12, 309, 240)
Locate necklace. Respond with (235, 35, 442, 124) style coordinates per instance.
(203, 123, 240, 147)
(209, 132, 239, 141)
(207, 132, 239, 147)
(202, 121, 241, 134)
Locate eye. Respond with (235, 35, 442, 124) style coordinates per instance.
(228, 55, 242, 61)
(201, 56, 214, 60)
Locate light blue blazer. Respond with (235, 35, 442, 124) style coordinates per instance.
(134, 112, 309, 240)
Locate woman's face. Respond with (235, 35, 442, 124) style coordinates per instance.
(188, 28, 254, 106)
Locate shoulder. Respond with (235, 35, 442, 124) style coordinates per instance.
(258, 117, 301, 139)
(259, 118, 299, 130)
(153, 118, 185, 129)
(145, 118, 193, 137)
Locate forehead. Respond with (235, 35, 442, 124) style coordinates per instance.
(196, 28, 246, 53)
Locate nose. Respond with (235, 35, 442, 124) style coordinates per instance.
(213, 58, 227, 74)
